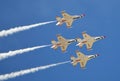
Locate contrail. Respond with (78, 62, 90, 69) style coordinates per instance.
(0, 44, 51, 60)
(0, 61, 70, 81)
(0, 20, 56, 37)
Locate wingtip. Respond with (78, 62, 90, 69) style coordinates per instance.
(51, 39, 55, 42)
(73, 65, 76, 67)
(61, 10, 66, 13)
(56, 34, 61, 37)
(81, 67, 86, 70)
(75, 50, 79, 53)
(82, 31, 87, 34)
(62, 50, 66, 53)
(87, 48, 92, 51)
(56, 16, 60, 18)
(67, 26, 71, 28)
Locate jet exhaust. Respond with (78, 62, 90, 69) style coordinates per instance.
(0, 21, 56, 37)
(0, 61, 70, 81)
(0, 44, 51, 60)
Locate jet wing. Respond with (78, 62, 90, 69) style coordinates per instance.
(57, 34, 66, 42)
(76, 50, 88, 68)
(80, 60, 87, 68)
(76, 50, 85, 58)
(65, 19, 73, 28)
(82, 32, 91, 39)
(57, 35, 68, 52)
(61, 11, 72, 19)
(86, 42, 94, 50)
(60, 45, 68, 52)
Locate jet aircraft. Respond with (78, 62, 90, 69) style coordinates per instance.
(76, 32, 106, 50)
(71, 50, 99, 69)
(51, 34, 77, 52)
(56, 11, 85, 28)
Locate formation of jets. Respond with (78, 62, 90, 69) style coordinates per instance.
(56, 11, 85, 28)
(0, 9, 106, 81)
(51, 32, 105, 69)
(51, 11, 106, 69)
(51, 32, 105, 52)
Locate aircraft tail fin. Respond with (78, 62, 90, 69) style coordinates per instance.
(71, 56, 77, 67)
(56, 16, 61, 21)
(76, 38, 84, 48)
(76, 38, 82, 43)
(51, 40, 58, 49)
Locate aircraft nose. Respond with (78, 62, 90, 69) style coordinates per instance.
(102, 36, 106, 39)
(82, 14, 85, 17)
(103, 36, 106, 38)
(96, 54, 100, 56)
(80, 14, 85, 18)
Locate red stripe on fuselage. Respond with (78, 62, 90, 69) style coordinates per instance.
(82, 41, 87, 43)
(62, 20, 66, 22)
(75, 59, 81, 62)
(56, 43, 61, 46)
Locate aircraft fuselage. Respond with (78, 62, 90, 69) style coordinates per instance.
(52, 39, 77, 48)
(73, 14, 85, 20)
(56, 14, 85, 26)
(87, 54, 99, 60)
(71, 54, 99, 63)
(77, 36, 106, 45)
(94, 36, 106, 41)
(68, 39, 77, 44)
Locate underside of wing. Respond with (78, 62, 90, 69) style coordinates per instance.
(80, 60, 87, 68)
(61, 45, 68, 52)
(86, 42, 94, 50)
(57, 35, 66, 42)
(73, 63, 77, 67)
(62, 11, 72, 19)
(82, 32, 91, 39)
(76, 50, 85, 58)
(65, 19, 73, 27)
(57, 35, 68, 52)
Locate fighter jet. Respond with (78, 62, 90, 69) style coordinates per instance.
(51, 34, 77, 52)
(71, 50, 99, 69)
(56, 11, 85, 28)
(76, 32, 106, 50)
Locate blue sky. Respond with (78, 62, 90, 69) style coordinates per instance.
(0, 0, 120, 81)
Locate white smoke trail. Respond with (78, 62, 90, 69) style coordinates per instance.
(0, 44, 51, 60)
(0, 61, 70, 81)
(0, 21, 56, 37)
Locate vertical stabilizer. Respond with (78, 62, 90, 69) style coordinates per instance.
(51, 40, 58, 49)
(71, 56, 77, 67)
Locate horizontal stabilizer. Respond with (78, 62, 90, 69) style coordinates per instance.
(51, 40, 58, 49)
(76, 38, 82, 43)
(71, 56, 77, 67)
(56, 16, 61, 21)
